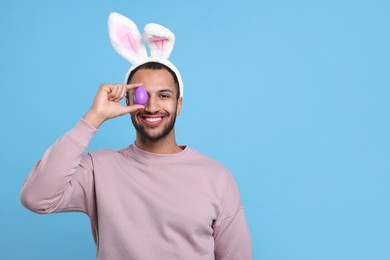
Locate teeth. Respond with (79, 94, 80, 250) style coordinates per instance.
(145, 117, 162, 122)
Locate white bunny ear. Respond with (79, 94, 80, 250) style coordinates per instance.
(108, 12, 147, 64)
(143, 23, 175, 59)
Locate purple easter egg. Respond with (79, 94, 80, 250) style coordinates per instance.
(134, 86, 148, 105)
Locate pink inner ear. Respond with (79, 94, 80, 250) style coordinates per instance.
(115, 24, 138, 54)
(153, 39, 167, 53)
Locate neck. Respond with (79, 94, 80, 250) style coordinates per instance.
(135, 130, 182, 154)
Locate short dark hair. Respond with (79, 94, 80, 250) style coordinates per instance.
(126, 62, 180, 99)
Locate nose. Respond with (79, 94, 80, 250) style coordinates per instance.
(143, 95, 160, 114)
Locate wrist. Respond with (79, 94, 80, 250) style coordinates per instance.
(83, 110, 106, 129)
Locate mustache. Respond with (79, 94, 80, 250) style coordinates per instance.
(137, 111, 169, 117)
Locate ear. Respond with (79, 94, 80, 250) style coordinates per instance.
(125, 92, 130, 106)
(143, 23, 175, 59)
(108, 12, 148, 64)
(176, 97, 182, 115)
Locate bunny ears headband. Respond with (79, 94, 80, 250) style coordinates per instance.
(108, 12, 183, 97)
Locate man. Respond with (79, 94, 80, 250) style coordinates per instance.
(20, 13, 252, 259)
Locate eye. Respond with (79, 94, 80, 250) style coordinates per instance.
(160, 93, 171, 99)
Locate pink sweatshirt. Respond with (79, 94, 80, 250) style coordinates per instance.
(20, 119, 252, 260)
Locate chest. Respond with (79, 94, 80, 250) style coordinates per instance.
(93, 160, 220, 239)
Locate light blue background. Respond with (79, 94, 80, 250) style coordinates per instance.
(1, 0, 389, 259)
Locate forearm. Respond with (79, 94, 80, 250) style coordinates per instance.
(20, 119, 97, 213)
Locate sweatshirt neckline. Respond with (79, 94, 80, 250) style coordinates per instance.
(127, 143, 192, 163)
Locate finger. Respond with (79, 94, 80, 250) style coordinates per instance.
(125, 83, 143, 102)
(117, 85, 127, 101)
(113, 85, 125, 101)
(108, 85, 121, 101)
(103, 84, 138, 101)
(114, 85, 123, 99)
(126, 83, 143, 91)
(103, 83, 138, 89)
(101, 84, 113, 96)
(105, 84, 116, 101)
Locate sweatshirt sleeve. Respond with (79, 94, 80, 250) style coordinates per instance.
(20, 119, 97, 216)
(213, 170, 252, 260)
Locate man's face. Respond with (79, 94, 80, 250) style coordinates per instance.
(127, 68, 182, 142)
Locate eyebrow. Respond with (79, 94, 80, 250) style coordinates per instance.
(158, 89, 174, 93)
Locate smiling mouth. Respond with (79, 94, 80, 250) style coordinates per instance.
(143, 117, 163, 122)
(138, 113, 167, 126)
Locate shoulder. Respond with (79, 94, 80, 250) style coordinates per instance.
(186, 147, 233, 178)
(188, 147, 224, 165)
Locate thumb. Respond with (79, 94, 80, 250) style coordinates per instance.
(119, 104, 145, 115)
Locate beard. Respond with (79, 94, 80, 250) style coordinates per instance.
(131, 109, 177, 142)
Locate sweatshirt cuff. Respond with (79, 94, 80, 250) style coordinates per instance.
(67, 118, 98, 146)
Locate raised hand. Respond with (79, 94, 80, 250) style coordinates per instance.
(83, 83, 145, 128)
